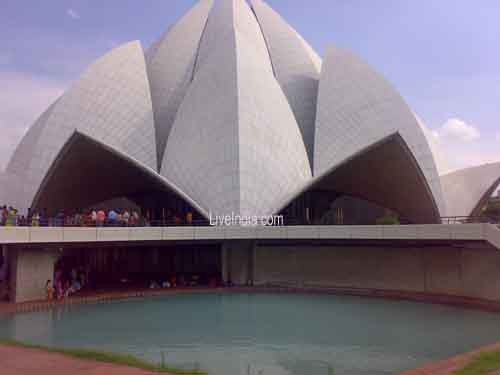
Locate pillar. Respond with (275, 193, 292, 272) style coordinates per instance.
(221, 240, 255, 286)
(0, 245, 8, 301)
(221, 242, 228, 283)
(9, 248, 58, 303)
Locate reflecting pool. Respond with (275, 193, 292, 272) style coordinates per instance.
(2, 293, 500, 375)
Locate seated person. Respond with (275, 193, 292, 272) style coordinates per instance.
(178, 275, 185, 287)
(190, 274, 200, 286)
(71, 279, 81, 292)
(208, 276, 217, 288)
(149, 280, 160, 289)
(64, 281, 72, 298)
(162, 280, 171, 288)
(56, 279, 64, 299)
(169, 275, 177, 287)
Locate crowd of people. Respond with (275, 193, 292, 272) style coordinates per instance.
(0, 205, 197, 227)
(44, 266, 220, 302)
(147, 274, 218, 290)
(46, 267, 88, 301)
(0, 205, 18, 226)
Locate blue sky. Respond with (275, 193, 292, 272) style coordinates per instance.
(1, 0, 499, 174)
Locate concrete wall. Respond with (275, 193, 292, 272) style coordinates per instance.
(222, 240, 255, 285)
(5, 225, 500, 303)
(247, 244, 500, 302)
(9, 248, 57, 303)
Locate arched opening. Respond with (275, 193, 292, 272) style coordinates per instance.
(476, 179, 500, 222)
(280, 134, 440, 224)
(31, 132, 208, 225)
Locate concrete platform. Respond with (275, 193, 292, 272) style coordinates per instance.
(1, 223, 499, 249)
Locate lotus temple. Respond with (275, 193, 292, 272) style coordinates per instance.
(0, 0, 499, 225)
(3, 1, 500, 374)
(1, 0, 500, 296)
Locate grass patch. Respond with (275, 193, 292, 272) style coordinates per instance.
(454, 350, 500, 375)
(0, 338, 206, 375)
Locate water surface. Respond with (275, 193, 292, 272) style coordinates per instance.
(2, 292, 500, 375)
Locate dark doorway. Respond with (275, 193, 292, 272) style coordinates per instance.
(54, 244, 222, 292)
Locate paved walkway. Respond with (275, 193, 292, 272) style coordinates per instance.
(0, 344, 170, 375)
(3, 341, 500, 375)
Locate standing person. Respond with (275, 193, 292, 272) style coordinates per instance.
(31, 212, 40, 227)
(46, 280, 53, 301)
(0, 205, 6, 226)
(55, 209, 65, 227)
(108, 209, 117, 226)
(18, 215, 26, 226)
(132, 210, 139, 226)
(41, 209, 48, 227)
(26, 208, 32, 228)
(83, 210, 91, 226)
(79, 269, 87, 289)
(5, 206, 11, 226)
(97, 209, 106, 227)
(56, 278, 64, 300)
(37, 211, 43, 227)
(122, 209, 130, 226)
(129, 211, 136, 226)
(174, 215, 182, 226)
(74, 211, 82, 226)
(91, 209, 97, 226)
(64, 280, 72, 298)
(65, 212, 72, 226)
(186, 211, 193, 226)
(6, 206, 17, 226)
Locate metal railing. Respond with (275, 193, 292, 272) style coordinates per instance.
(0, 216, 209, 228)
(2, 214, 499, 228)
(440, 216, 498, 225)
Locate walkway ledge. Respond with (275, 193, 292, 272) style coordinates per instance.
(0, 343, 173, 375)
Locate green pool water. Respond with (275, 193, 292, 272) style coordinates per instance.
(2, 292, 500, 375)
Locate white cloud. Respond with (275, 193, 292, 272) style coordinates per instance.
(435, 118, 480, 143)
(416, 116, 449, 174)
(67, 9, 80, 20)
(0, 71, 66, 171)
(419, 116, 500, 175)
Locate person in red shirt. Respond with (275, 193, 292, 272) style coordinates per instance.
(96, 209, 106, 227)
(46, 280, 53, 301)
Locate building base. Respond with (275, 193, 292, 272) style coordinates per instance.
(225, 242, 500, 302)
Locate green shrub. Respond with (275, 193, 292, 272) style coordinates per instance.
(375, 214, 400, 225)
